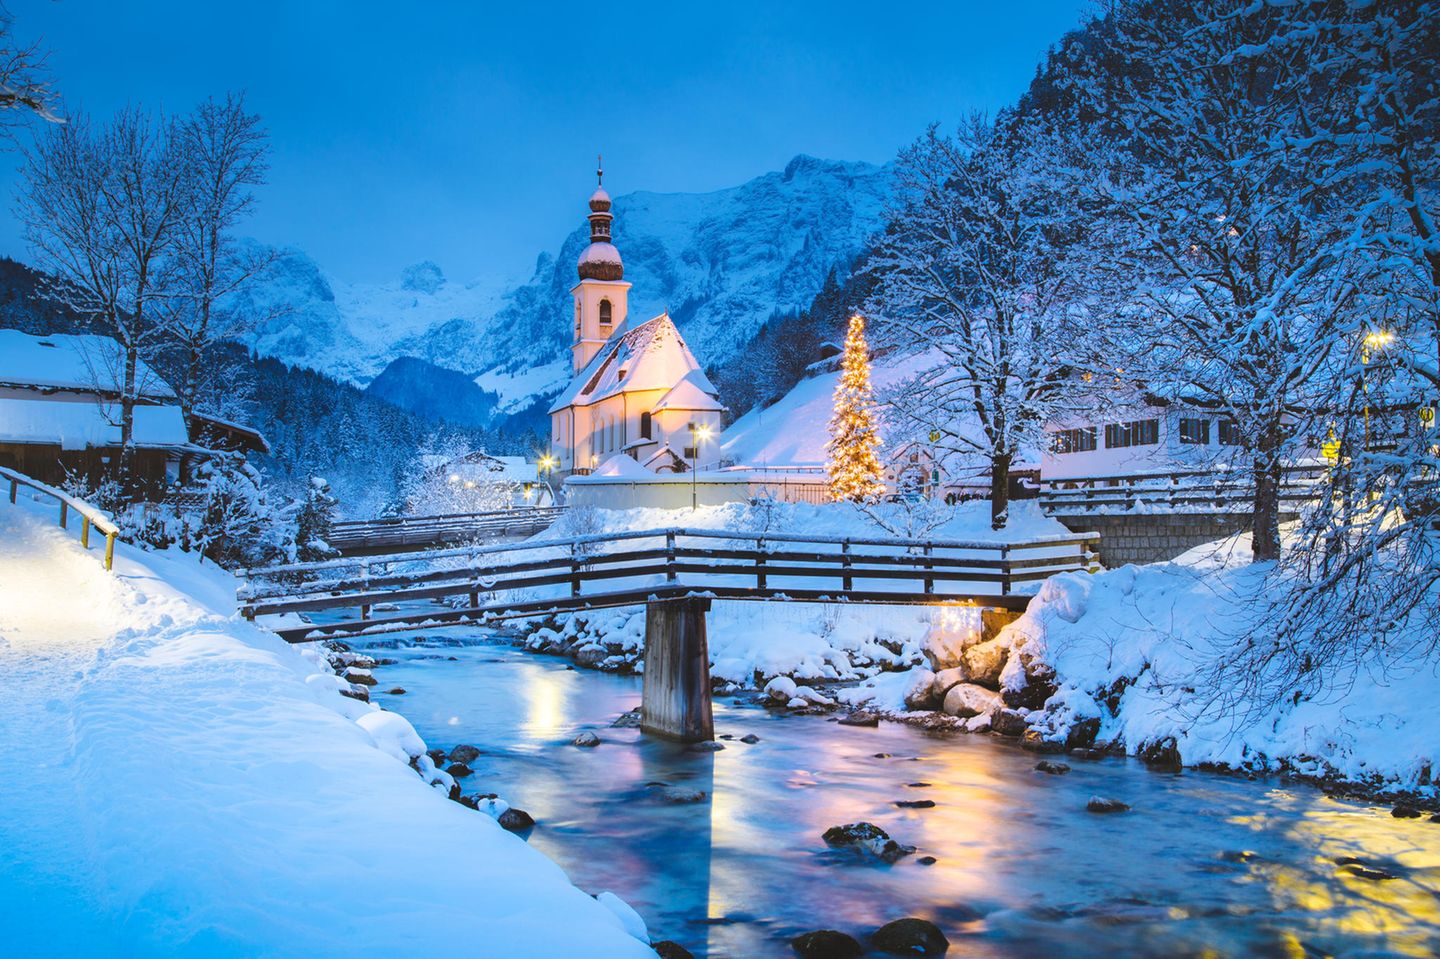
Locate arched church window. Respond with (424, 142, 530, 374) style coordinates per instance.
(575, 302, 581, 338)
(599, 299, 612, 326)
(639, 412, 652, 440)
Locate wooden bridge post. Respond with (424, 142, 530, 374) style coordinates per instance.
(756, 536, 766, 591)
(664, 531, 677, 583)
(640, 596, 714, 743)
(922, 542, 934, 595)
(841, 539, 852, 592)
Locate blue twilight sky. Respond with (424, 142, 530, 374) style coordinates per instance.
(0, 1, 1092, 285)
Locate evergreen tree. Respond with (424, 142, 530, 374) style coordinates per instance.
(826, 314, 885, 502)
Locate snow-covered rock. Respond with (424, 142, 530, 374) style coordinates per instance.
(942, 683, 1003, 719)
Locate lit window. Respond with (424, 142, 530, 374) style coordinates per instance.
(599, 299, 612, 326)
(1105, 419, 1159, 448)
(1051, 427, 1097, 455)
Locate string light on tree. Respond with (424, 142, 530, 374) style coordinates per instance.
(826, 314, 886, 502)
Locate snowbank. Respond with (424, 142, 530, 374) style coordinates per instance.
(0, 503, 652, 958)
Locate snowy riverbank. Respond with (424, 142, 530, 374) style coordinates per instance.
(0, 503, 654, 958)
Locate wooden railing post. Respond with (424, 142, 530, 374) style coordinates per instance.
(1000, 545, 1012, 595)
(664, 530, 677, 583)
(841, 538, 852, 592)
(59, 500, 68, 529)
(8, 478, 15, 504)
(571, 540, 583, 597)
(104, 532, 115, 571)
(756, 536, 767, 591)
(359, 560, 370, 620)
(922, 542, 934, 595)
(81, 516, 91, 549)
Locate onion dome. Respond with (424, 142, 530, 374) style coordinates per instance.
(578, 157, 623, 281)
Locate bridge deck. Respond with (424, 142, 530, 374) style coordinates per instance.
(241, 527, 1100, 643)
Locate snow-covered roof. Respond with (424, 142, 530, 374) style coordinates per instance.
(652, 371, 726, 414)
(0, 330, 176, 400)
(592, 452, 650, 478)
(0, 396, 190, 450)
(549, 313, 721, 413)
(578, 242, 622, 270)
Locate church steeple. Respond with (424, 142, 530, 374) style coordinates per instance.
(578, 155, 623, 281)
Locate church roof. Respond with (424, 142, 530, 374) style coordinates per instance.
(549, 313, 721, 413)
(652, 370, 725, 413)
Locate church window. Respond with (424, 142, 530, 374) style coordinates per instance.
(599, 299, 613, 326)
(575, 302, 581, 338)
(639, 412, 652, 440)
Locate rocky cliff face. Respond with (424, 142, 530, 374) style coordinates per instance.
(231, 155, 891, 415)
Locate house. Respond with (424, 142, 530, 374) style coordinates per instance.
(548, 167, 725, 477)
(0, 330, 267, 497)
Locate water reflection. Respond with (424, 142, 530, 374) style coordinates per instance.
(364, 634, 1440, 958)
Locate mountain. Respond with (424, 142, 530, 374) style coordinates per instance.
(230, 155, 892, 418)
(364, 356, 501, 427)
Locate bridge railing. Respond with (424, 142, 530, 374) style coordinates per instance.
(1038, 465, 1327, 514)
(327, 506, 565, 554)
(237, 526, 1101, 640)
(1, 466, 121, 571)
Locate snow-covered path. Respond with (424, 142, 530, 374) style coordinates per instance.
(0, 505, 653, 958)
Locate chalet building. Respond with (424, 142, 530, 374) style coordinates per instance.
(0, 330, 267, 497)
(548, 168, 725, 477)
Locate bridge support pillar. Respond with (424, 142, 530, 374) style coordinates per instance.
(641, 597, 714, 743)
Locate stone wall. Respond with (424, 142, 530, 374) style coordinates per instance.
(1052, 511, 1271, 567)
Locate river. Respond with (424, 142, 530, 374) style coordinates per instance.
(354, 631, 1440, 958)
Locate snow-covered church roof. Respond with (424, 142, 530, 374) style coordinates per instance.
(548, 313, 722, 414)
(0, 330, 177, 400)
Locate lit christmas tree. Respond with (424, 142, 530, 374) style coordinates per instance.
(826, 314, 886, 502)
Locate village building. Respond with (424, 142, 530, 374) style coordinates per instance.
(0, 329, 268, 498)
(548, 168, 725, 479)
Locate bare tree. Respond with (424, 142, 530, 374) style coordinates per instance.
(160, 93, 274, 423)
(868, 116, 1089, 529)
(0, 11, 58, 132)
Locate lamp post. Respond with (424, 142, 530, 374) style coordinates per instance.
(688, 421, 712, 511)
(537, 453, 558, 507)
(1361, 329, 1396, 450)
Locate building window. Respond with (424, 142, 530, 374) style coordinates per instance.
(1178, 417, 1210, 445)
(1051, 426, 1097, 455)
(599, 299, 612, 326)
(574, 302, 581, 338)
(1218, 420, 1244, 446)
(1105, 419, 1159, 449)
(639, 412, 652, 440)
(684, 446, 697, 460)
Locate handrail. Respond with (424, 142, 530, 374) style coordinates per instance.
(1039, 464, 1326, 488)
(1, 466, 120, 571)
(239, 524, 1101, 580)
(330, 505, 565, 531)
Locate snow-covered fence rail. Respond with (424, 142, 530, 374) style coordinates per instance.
(1, 466, 120, 570)
(238, 527, 1101, 643)
(326, 507, 565, 555)
(1038, 465, 1327, 514)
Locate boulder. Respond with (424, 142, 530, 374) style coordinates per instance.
(870, 917, 949, 957)
(961, 639, 1009, 690)
(1138, 736, 1183, 772)
(446, 762, 473, 778)
(765, 676, 800, 703)
(1392, 805, 1423, 819)
(426, 748, 448, 766)
(902, 668, 938, 711)
(930, 666, 969, 701)
(652, 942, 694, 959)
(838, 712, 880, 727)
(339, 684, 369, 703)
(895, 799, 936, 809)
(497, 807, 535, 831)
(386, 687, 406, 695)
(449, 744, 481, 764)
(821, 822, 915, 864)
(942, 683, 1002, 719)
(574, 643, 609, 668)
(1035, 761, 1070, 775)
(1020, 729, 1065, 754)
(991, 708, 1030, 738)
(790, 929, 862, 959)
(1086, 797, 1130, 814)
(572, 731, 601, 748)
(739, 733, 761, 744)
(1065, 717, 1101, 751)
(342, 667, 377, 686)
(921, 623, 977, 671)
(689, 740, 725, 752)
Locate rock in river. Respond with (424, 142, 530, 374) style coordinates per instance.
(497, 807, 535, 832)
(838, 712, 880, 727)
(790, 928, 862, 958)
(446, 762, 473, 778)
(652, 941, 694, 959)
(870, 917, 949, 956)
(1087, 797, 1131, 814)
(449, 744, 481, 764)
(572, 731, 601, 747)
(822, 822, 915, 864)
(1035, 761, 1070, 775)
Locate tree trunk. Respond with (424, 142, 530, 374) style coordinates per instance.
(119, 343, 139, 499)
(1251, 423, 1283, 562)
(990, 450, 1012, 531)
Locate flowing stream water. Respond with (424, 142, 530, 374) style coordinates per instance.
(355, 631, 1440, 958)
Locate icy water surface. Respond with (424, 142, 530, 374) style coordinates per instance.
(359, 633, 1440, 958)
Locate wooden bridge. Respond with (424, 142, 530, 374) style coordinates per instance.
(240, 527, 1099, 743)
(326, 506, 565, 556)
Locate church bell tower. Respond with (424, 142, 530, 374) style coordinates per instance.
(571, 157, 631, 372)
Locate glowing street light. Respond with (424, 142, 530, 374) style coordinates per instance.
(1363, 329, 1396, 352)
(688, 421, 713, 511)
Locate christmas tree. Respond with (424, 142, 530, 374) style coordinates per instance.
(826, 314, 886, 502)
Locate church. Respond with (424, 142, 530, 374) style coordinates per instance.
(548, 168, 725, 477)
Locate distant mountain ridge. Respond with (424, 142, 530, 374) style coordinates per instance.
(229, 155, 893, 418)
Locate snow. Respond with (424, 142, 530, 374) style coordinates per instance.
(592, 453, 651, 478)
(0, 330, 176, 399)
(474, 358, 571, 415)
(0, 396, 190, 450)
(0, 501, 653, 958)
(999, 536, 1440, 792)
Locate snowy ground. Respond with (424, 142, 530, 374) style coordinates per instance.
(0, 501, 653, 958)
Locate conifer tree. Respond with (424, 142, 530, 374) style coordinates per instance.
(826, 314, 885, 502)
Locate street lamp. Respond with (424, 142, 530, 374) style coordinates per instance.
(688, 421, 713, 511)
(536, 454, 558, 507)
(1361, 329, 1396, 449)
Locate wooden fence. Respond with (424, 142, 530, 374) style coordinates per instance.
(326, 506, 566, 555)
(239, 526, 1101, 642)
(1, 466, 121, 570)
(1039, 466, 1326, 513)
